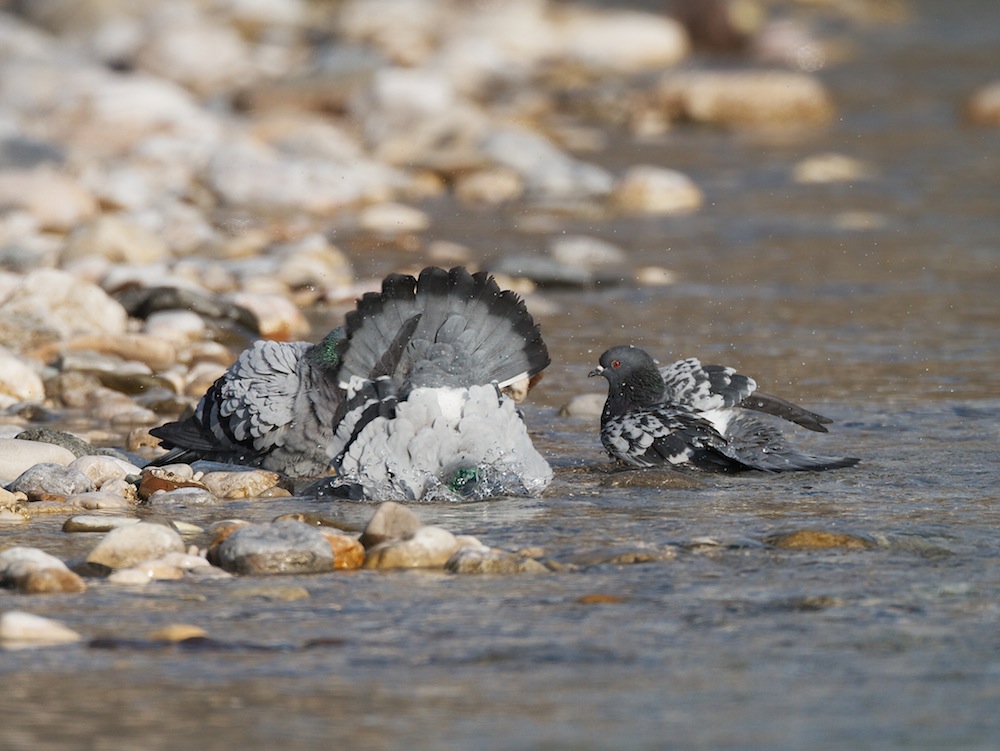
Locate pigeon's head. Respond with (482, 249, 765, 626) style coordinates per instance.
(589, 345, 664, 408)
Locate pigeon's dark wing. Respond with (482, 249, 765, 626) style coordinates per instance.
(150, 339, 343, 476)
(151, 341, 310, 462)
(659, 358, 756, 411)
(662, 357, 836, 432)
(737, 392, 833, 433)
(600, 405, 743, 471)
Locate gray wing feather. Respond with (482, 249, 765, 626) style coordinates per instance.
(660, 357, 756, 411)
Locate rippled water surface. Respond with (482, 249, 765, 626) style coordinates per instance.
(4, 2, 1000, 749)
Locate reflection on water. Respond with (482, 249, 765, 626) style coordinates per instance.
(4, 2, 1000, 749)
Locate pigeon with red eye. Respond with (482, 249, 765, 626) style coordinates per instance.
(589, 345, 859, 472)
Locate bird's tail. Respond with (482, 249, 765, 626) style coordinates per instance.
(721, 413, 859, 472)
(336, 266, 550, 393)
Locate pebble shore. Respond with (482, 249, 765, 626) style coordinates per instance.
(0, 0, 978, 645)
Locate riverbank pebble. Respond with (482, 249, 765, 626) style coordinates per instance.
(0, 440, 77, 484)
(209, 520, 337, 575)
(7, 463, 94, 501)
(359, 501, 423, 549)
(0, 611, 83, 649)
(86, 522, 187, 569)
(612, 166, 703, 215)
(966, 80, 1000, 125)
(654, 69, 834, 126)
(364, 526, 462, 570)
(0, 546, 87, 594)
(446, 547, 548, 575)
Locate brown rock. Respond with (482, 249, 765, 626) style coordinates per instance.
(20, 567, 88, 594)
(966, 80, 1000, 126)
(766, 529, 873, 550)
(656, 70, 834, 127)
(318, 530, 366, 570)
(139, 467, 208, 500)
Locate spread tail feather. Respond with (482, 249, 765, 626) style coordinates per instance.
(338, 266, 550, 392)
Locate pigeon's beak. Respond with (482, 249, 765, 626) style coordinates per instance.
(588, 366, 604, 378)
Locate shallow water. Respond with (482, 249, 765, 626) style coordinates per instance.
(4, 2, 1000, 749)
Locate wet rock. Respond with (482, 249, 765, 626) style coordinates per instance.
(793, 153, 875, 183)
(203, 519, 250, 550)
(149, 624, 209, 642)
(454, 167, 524, 205)
(50, 333, 178, 372)
(108, 552, 213, 584)
(143, 310, 207, 345)
(63, 515, 142, 534)
(115, 285, 258, 332)
(363, 525, 461, 569)
(446, 547, 548, 575)
(480, 128, 614, 200)
(0, 498, 29, 524)
(138, 466, 208, 500)
(549, 234, 626, 271)
(317, 530, 366, 570)
(359, 501, 424, 549)
(0, 268, 128, 339)
(63, 215, 170, 265)
(556, 8, 689, 72)
(612, 166, 703, 215)
(14, 428, 97, 459)
(69, 454, 142, 488)
(0, 168, 97, 232)
(636, 266, 678, 286)
(63, 490, 133, 511)
(200, 468, 283, 499)
(143, 486, 220, 507)
(559, 393, 605, 418)
(655, 70, 834, 127)
(966, 80, 1000, 125)
(554, 546, 677, 567)
(205, 137, 396, 213)
(100, 478, 140, 504)
(86, 521, 186, 569)
(0, 547, 87, 594)
(209, 520, 337, 575)
(0, 345, 45, 409)
(358, 202, 430, 235)
(225, 292, 310, 341)
(0, 612, 83, 648)
(7, 462, 94, 501)
(765, 529, 874, 550)
(134, 11, 254, 97)
(272, 233, 355, 303)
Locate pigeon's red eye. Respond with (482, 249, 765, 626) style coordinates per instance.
(611, 360, 621, 368)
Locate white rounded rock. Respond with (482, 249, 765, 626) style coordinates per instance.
(0, 439, 77, 485)
(612, 166, 703, 215)
(69, 455, 142, 488)
(0, 345, 45, 410)
(0, 611, 83, 647)
(86, 522, 186, 570)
